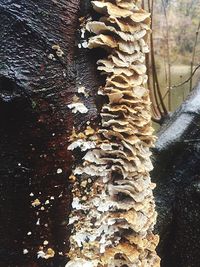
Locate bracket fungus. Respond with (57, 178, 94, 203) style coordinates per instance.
(66, 0, 160, 266)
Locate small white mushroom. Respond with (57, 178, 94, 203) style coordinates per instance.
(67, 102, 88, 114)
(23, 249, 29, 255)
(57, 168, 63, 174)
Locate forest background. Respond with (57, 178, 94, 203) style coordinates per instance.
(143, 0, 200, 124)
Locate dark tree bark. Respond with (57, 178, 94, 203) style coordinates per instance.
(152, 82, 200, 267)
(0, 1, 102, 266)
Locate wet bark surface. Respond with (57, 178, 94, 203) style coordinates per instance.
(152, 82, 200, 267)
(0, 1, 102, 266)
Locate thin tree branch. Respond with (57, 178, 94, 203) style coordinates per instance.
(172, 64, 200, 88)
(190, 20, 200, 91)
(147, 0, 163, 119)
(162, 0, 172, 111)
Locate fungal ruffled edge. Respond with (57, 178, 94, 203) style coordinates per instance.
(66, 0, 160, 266)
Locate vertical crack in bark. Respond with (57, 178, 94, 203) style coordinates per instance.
(66, 0, 160, 266)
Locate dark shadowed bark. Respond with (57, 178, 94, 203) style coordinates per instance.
(0, 1, 102, 266)
(152, 82, 200, 267)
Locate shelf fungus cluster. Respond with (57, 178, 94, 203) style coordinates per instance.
(66, 1, 160, 266)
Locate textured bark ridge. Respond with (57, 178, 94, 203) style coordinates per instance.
(66, 1, 160, 266)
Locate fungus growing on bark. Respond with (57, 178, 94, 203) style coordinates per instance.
(66, 0, 160, 266)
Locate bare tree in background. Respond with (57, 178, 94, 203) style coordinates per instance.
(143, 0, 200, 124)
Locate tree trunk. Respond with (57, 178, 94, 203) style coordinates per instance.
(152, 82, 200, 267)
(0, 1, 101, 266)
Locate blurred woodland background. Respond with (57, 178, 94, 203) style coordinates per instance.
(142, 0, 200, 125)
